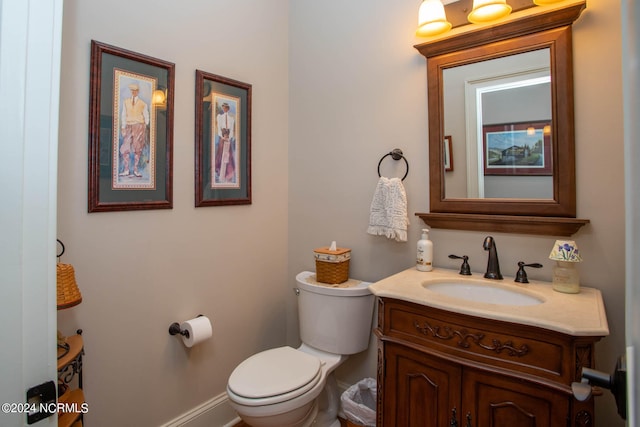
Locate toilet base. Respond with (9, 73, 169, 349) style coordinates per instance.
(312, 373, 341, 426)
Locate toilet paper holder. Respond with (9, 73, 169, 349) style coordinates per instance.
(168, 314, 204, 338)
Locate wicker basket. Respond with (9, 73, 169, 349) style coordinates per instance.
(314, 246, 351, 284)
(57, 263, 83, 309)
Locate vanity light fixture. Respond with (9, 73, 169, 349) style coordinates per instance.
(543, 124, 551, 135)
(527, 125, 536, 135)
(467, 0, 512, 24)
(548, 240, 582, 294)
(416, 0, 452, 37)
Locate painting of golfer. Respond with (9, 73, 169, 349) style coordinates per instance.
(211, 95, 240, 188)
(112, 70, 157, 189)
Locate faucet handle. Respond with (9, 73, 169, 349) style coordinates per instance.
(449, 254, 472, 275)
(515, 261, 543, 283)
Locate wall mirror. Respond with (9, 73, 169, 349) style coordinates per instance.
(444, 49, 552, 200)
(415, 2, 589, 236)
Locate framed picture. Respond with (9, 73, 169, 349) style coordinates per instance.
(195, 70, 252, 206)
(88, 40, 174, 212)
(444, 135, 453, 172)
(483, 121, 552, 176)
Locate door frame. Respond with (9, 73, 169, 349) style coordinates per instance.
(0, 0, 62, 425)
(623, 0, 639, 424)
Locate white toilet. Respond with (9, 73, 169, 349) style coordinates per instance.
(226, 271, 375, 427)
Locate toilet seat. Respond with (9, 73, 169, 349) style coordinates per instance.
(227, 346, 323, 406)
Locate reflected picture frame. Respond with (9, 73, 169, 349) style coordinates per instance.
(483, 121, 552, 176)
(88, 40, 175, 212)
(195, 70, 252, 206)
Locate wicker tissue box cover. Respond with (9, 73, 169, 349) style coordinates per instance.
(313, 247, 351, 263)
(314, 247, 351, 284)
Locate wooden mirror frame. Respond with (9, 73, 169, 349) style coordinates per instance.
(415, 2, 589, 236)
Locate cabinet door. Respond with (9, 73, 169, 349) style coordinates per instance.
(383, 343, 461, 427)
(462, 368, 570, 427)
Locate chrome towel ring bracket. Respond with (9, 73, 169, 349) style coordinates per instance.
(377, 148, 409, 181)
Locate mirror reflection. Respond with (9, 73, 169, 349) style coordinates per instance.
(443, 48, 553, 200)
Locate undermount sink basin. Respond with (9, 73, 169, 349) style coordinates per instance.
(423, 280, 544, 306)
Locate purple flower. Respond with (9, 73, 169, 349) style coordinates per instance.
(561, 243, 574, 252)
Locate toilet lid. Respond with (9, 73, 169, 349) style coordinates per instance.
(228, 346, 322, 400)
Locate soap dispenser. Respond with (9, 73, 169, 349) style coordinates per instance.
(417, 228, 433, 272)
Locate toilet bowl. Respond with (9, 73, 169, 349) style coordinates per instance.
(226, 271, 374, 427)
(227, 344, 344, 427)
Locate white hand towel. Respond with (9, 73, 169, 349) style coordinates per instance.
(367, 177, 409, 242)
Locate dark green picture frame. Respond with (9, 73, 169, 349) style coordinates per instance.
(88, 40, 175, 212)
(195, 70, 252, 207)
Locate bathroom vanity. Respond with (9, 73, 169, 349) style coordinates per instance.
(370, 268, 609, 427)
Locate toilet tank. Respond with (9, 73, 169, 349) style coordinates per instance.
(295, 271, 375, 355)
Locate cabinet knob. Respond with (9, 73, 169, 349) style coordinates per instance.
(466, 412, 473, 427)
(450, 407, 458, 426)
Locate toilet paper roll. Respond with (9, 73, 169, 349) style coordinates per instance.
(180, 316, 212, 348)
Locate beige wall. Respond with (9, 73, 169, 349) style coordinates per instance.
(57, 0, 289, 425)
(289, 0, 625, 425)
(57, 0, 625, 425)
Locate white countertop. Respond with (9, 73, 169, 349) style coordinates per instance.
(369, 267, 609, 337)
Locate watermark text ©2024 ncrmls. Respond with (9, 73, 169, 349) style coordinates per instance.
(2, 401, 89, 415)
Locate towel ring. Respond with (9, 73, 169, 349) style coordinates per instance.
(377, 148, 409, 181)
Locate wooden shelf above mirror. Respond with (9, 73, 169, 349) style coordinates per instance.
(417, 212, 589, 236)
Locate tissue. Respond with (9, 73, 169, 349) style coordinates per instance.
(180, 316, 212, 348)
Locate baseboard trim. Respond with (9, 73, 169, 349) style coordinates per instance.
(160, 392, 240, 427)
(161, 381, 352, 426)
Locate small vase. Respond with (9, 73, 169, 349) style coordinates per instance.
(552, 261, 580, 293)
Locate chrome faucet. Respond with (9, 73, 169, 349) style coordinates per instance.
(483, 236, 503, 280)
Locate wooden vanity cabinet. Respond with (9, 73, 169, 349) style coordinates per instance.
(382, 342, 459, 426)
(375, 298, 603, 427)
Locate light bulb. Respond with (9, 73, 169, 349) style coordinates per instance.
(416, 0, 452, 37)
(468, 0, 512, 24)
